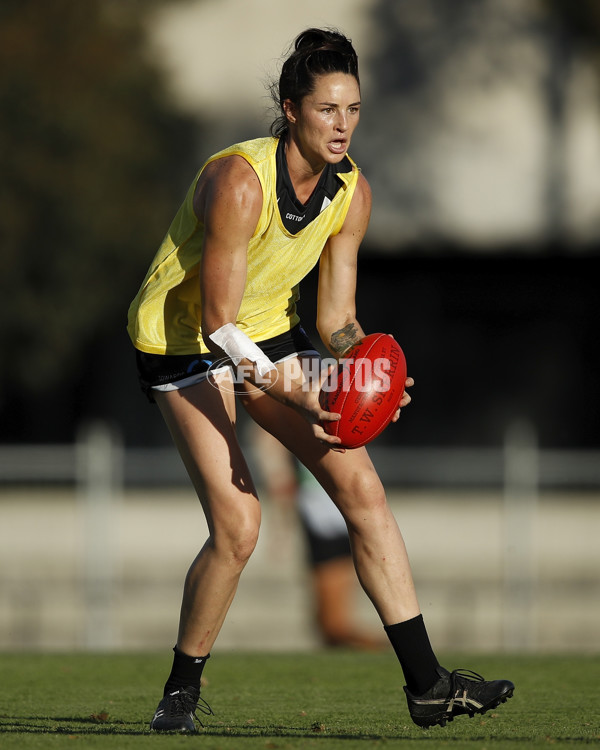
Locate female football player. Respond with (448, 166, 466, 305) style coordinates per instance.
(128, 27, 513, 732)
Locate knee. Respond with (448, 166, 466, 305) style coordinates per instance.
(335, 468, 387, 520)
(214, 511, 260, 567)
(230, 523, 260, 565)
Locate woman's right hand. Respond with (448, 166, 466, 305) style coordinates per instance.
(280, 362, 346, 451)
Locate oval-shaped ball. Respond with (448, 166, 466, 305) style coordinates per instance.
(319, 333, 407, 448)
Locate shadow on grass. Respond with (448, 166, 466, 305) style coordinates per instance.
(0, 716, 542, 743)
(0, 720, 391, 739)
(0, 716, 148, 736)
(203, 724, 542, 743)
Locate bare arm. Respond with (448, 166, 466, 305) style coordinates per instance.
(317, 173, 413, 419)
(316, 173, 371, 356)
(194, 155, 263, 345)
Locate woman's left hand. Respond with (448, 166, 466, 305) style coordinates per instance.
(391, 376, 414, 423)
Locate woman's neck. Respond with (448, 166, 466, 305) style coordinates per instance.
(283, 136, 326, 204)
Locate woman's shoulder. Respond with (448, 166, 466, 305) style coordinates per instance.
(198, 136, 277, 193)
(208, 137, 277, 167)
(351, 170, 372, 209)
(334, 170, 371, 235)
(193, 147, 264, 220)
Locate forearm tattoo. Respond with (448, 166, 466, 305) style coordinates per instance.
(330, 324, 361, 356)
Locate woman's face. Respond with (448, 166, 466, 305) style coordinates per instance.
(285, 72, 361, 168)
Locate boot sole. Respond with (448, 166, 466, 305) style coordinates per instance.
(414, 686, 515, 728)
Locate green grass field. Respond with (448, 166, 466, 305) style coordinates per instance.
(0, 651, 598, 748)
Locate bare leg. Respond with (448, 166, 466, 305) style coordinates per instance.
(155, 372, 261, 656)
(312, 459, 420, 625)
(238, 368, 420, 626)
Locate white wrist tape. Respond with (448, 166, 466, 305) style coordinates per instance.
(209, 323, 276, 377)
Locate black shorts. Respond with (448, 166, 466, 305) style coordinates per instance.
(135, 324, 319, 402)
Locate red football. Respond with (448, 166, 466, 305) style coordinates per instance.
(319, 333, 407, 448)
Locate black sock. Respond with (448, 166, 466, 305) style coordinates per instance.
(384, 615, 440, 695)
(163, 646, 210, 696)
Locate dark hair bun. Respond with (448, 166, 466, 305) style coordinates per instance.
(294, 28, 357, 59)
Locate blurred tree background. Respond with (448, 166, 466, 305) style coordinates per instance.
(0, 0, 196, 441)
(1, 0, 599, 450)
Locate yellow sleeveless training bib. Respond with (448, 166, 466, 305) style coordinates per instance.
(127, 137, 359, 355)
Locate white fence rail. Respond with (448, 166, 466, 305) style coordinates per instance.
(1, 422, 600, 489)
(1, 421, 598, 652)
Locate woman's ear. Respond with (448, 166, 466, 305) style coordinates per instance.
(282, 99, 297, 125)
